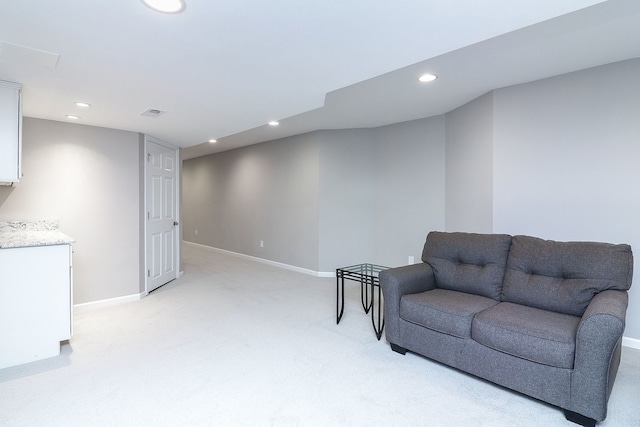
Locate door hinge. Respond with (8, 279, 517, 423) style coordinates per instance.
(147, 212, 150, 220)
(147, 269, 150, 277)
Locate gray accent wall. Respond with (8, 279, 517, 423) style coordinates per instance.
(182, 132, 321, 270)
(372, 117, 446, 267)
(492, 58, 640, 340)
(0, 118, 143, 304)
(445, 92, 493, 233)
(183, 118, 447, 272)
(317, 129, 376, 271)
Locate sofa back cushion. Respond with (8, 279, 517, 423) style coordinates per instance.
(502, 235, 633, 316)
(421, 232, 513, 300)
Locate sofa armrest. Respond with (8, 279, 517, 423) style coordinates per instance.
(380, 263, 436, 344)
(570, 290, 628, 421)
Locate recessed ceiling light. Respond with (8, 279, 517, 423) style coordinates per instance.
(208, 139, 217, 144)
(140, 0, 186, 13)
(418, 73, 437, 83)
(66, 115, 80, 120)
(268, 121, 280, 126)
(75, 102, 91, 107)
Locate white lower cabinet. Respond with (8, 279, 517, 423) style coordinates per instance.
(0, 244, 72, 369)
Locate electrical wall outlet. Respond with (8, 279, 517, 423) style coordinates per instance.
(260, 240, 264, 248)
(195, 229, 198, 235)
(408, 255, 414, 264)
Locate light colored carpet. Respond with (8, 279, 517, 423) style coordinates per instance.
(1, 242, 638, 426)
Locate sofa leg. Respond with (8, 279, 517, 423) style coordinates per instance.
(564, 410, 596, 427)
(390, 343, 407, 355)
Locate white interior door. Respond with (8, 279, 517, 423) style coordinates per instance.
(146, 137, 179, 293)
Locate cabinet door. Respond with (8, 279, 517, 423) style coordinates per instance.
(0, 244, 70, 368)
(0, 81, 22, 183)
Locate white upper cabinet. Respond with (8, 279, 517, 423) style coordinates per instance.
(0, 81, 22, 184)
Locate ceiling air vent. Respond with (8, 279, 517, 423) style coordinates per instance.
(141, 108, 166, 118)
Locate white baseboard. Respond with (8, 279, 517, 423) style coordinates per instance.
(622, 336, 640, 350)
(184, 241, 335, 277)
(74, 293, 145, 313)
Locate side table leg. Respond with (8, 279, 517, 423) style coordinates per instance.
(336, 269, 345, 324)
(360, 279, 371, 313)
(370, 279, 385, 340)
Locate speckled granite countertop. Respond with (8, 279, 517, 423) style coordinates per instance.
(0, 220, 75, 249)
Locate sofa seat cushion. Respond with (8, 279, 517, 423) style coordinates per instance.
(472, 302, 581, 369)
(400, 289, 498, 338)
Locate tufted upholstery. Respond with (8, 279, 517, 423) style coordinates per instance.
(421, 231, 512, 300)
(502, 235, 633, 316)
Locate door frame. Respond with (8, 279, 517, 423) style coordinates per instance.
(144, 135, 181, 294)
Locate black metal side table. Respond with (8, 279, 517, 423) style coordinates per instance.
(336, 263, 388, 340)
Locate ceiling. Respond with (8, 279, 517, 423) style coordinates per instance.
(1, 1, 639, 160)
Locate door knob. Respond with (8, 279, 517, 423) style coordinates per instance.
(173, 221, 179, 226)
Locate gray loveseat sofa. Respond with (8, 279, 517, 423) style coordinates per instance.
(380, 232, 633, 426)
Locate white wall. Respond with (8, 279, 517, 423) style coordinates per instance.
(492, 59, 640, 341)
(0, 118, 143, 304)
